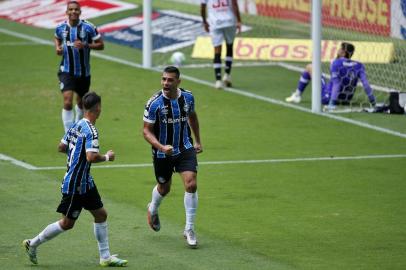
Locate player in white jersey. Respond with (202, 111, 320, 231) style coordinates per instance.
(201, 0, 241, 89)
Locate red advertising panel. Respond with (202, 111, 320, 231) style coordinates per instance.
(255, 0, 391, 36)
(0, 0, 137, 29)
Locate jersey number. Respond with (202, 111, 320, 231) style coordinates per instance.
(212, 0, 229, 8)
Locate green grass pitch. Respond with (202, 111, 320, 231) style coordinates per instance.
(1, 2, 406, 269)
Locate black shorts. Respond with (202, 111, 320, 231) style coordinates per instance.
(153, 148, 198, 184)
(56, 186, 103, 220)
(58, 71, 91, 97)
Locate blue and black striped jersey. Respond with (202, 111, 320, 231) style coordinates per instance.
(60, 118, 99, 195)
(55, 20, 100, 77)
(143, 88, 195, 158)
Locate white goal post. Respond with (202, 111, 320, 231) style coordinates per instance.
(142, 0, 406, 111)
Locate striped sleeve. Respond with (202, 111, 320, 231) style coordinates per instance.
(143, 92, 161, 123)
(85, 123, 100, 153)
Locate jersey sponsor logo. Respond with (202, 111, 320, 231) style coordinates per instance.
(65, 41, 77, 47)
(0, 0, 137, 29)
(162, 116, 188, 124)
(89, 124, 98, 138)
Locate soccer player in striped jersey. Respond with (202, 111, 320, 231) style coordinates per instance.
(286, 42, 376, 108)
(201, 0, 242, 89)
(143, 66, 202, 248)
(23, 92, 127, 267)
(55, 1, 104, 133)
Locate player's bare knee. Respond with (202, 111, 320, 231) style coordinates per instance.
(185, 180, 197, 193)
(158, 184, 171, 196)
(96, 212, 107, 223)
(59, 219, 75, 230)
(92, 208, 108, 223)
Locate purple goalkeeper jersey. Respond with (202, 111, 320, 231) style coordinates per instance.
(329, 57, 375, 105)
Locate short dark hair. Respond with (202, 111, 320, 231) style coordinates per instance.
(341, 42, 355, 58)
(68, 1, 80, 6)
(163, 66, 180, 79)
(83, 91, 101, 111)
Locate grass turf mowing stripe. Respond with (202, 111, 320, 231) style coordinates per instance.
(2, 153, 406, 170)
(0, 26, 405, 139)
(0, 162, 286, 270)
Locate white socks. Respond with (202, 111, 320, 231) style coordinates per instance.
(74, 104, 83, 122)
(149, 185, 163, 215)
(184, 191, 198, 231)
(30, 221, 65, 248)
(94, 222, 111, 260)
(62, 109, 74, 133)
(27, 221, 110, 260)
(62, 105, 83, 132)
(148, 186, 198, 231)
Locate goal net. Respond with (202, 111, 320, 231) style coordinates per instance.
(142, 0, 405, 110)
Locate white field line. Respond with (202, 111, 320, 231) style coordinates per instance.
(0, 41, 41, 46)
(1, 27, 405, 139)
(1, 153, 406, 171)
(0, 153, 37, 170)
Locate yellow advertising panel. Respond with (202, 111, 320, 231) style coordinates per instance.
(192, 37, 394, 63)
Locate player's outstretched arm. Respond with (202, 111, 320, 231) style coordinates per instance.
(54, 37, 63, 55)
(86, 150, 115, 163)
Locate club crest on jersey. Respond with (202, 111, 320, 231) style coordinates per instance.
(71, 210, 80, 218)
(157, 176, 166, 184)
(80, 29, 86, 39)
(161, 105, 169, 115)
(92, 139, 99, 148)
(183, 103, 189, 112)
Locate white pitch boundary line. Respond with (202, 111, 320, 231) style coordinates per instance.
(0, 41, 42, 46)
(1, 153, 406, 171)
(1, 27, 405, 139)
(0, 153, 37, 170)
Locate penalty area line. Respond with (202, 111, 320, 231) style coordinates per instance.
(2, 153, 406, 171)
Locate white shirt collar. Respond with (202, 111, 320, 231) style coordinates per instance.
(162, 88, 181, 99)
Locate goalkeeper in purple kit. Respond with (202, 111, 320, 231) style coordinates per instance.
(286, 42, 376, 108)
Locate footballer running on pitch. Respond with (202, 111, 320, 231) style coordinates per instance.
(143, 66, 202, 248)
(55, 1, 104, 133)
(22, 92, 127, 267)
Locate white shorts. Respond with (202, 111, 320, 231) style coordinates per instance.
(210, 26, 237, 47)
